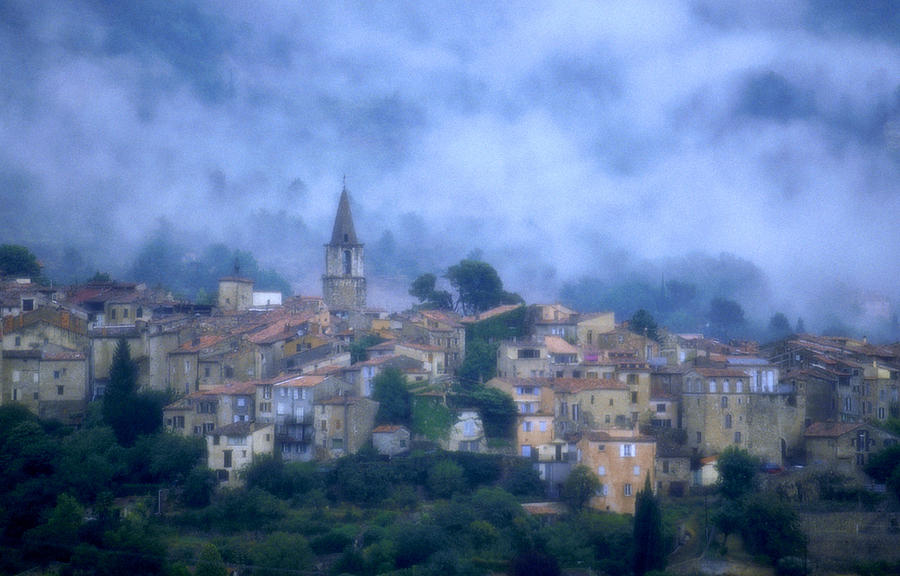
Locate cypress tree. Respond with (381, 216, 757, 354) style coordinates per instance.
(102, 339, 139, 445)
(633, 474, 665, 576)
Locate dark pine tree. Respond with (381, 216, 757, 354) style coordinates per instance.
(103, 339, 139, 445)
(633, 475, 665, 576)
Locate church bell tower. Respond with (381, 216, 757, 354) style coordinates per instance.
(322, 183, 366, 310)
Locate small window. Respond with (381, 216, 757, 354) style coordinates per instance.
(54, 370, 60, 380)
(624, 483, 633, 496)
(721, 396, 728, 408)
(725, 414, 732, 429)
(15, 336, 21, 346)
(57, 385, 64, 396)
(598, 465, 606, 476)
(696, 431, 702, 444)
(734, 431, 742, 444)
(656, 403, 666, 413)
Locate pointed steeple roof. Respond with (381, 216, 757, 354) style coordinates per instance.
(330, 183, 359, 245)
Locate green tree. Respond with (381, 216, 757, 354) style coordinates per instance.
(182, 466, 217, 508)
(250, 531, 314, 576)
(768, 312, 792, 341)
(633, 475, 665, 576)
(741, 493, 807, 565)
(22, 492, 83, 561)
(446, 259, 523, 316)
(409, 273, 453, 310)
(715, 446, 759, 500)
(457, 338, 498, 387)
(195, 543, 227, 576)
(561, 465, 600, 513)
(712, 498, 744, 547)
(708, 297, 747, 341)
(373, 367, 411, 425)
(102, 339, 161, 446)
(630, 309, 660, 342)
(350, 333, 384, 364)
(427, 459, 466, 498)
(0, 244, 41, 278)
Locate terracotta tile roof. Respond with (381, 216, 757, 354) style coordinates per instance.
(552, 378, 625, 393)
(804, 421, 863, 438)
(545, 335, 578, 355)
(397, 341, 443, 353)
(689, 367, 749, 379)
(247, 314, 313, 344)
(319, 395, 363, 405)
(460, 304, 524, 324)
(367, 339, 398, 351)
(41, 344, 86, 361)
(273, 374, 328, 388)
(173, 334, 228, 353)
(419, 309, 463, 328)
(204, 380, 258, 396)
(373, 425, 408, 433)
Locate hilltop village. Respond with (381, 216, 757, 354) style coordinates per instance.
(2, 187, 899, 525)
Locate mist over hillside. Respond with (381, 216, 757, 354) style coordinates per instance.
(2, 1, 898, 342)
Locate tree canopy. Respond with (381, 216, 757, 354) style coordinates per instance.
(715, 446, 759, 500)
(445, 259, 523, 316)
(561, 465, 600, 513)
(408, 273, 453, 310)
(0, 244, 41, 278)
(629, 309, 660, 342)
(373, 367, 412, 426)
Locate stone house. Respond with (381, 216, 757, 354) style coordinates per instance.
(206, 421, 274, 486)
(551, 377, 631, 434)
(804, 421, 899, 479)
(2, 307, 88, 353)
(403, 309, 466, 373)
(545, 335, 579, 378)
(577, 429, 657, 514)
(497, 338, 549, 379)
(166, 334, 229, 394)
(487, 377, 555, 458)
(315, 394, 378, 460)
(269, 374, 350, 462)
(372, 425, 411, 457)
(682, 367, 804, 466)
(530, 303, 579, 342)
(217, 276, 254, 313)
(862, 360, 900, 422)
(163, 390, 219, 437)
(576, 312, 615, 349)
(2, 344, 89, 424)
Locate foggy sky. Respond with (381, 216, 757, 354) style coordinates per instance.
(1, 1, 899, 329)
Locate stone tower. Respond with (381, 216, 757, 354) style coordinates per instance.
(322, 184, 366, 310)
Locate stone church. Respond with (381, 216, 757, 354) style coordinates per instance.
(322, 185, 366, 311)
